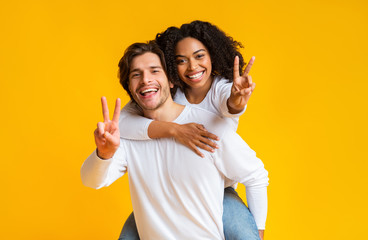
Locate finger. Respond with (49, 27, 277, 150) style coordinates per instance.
(251, 82, 256, 92)
(94, 128, 106, 144)
(243, 56, 255, 76)
(104, 131, 115, 144)
(200, 137, 219, 149)
(248, 75, 253, 86)
(112, 98, 121, 123)
(97, 122, 105, 138)
(196, 141, 215, 153)
(201, 131, 219, 141)
(233, 56, 240, 81)
(101, 96, 110, 122)
(189, 143, 204, 158)
(237, 87, 252, 96)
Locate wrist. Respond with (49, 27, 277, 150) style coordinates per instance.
(96, 149, 114, 160)
(227, 97, 244, 114)
(168, 122, 180, 138)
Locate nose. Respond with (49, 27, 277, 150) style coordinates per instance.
(188, 59, 198, 71)
(141, 71, 152, 85)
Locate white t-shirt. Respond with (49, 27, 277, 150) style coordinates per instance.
(81, 106, 268, 239)
(118, 76, 246, 140)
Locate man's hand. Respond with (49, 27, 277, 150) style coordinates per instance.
(94, 97, 121, 159)
(259, 230, 264, 240)
(228, 56, 256, 114)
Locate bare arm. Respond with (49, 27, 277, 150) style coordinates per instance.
(148, 121, 219, 158)
(227, 56, 256, 114)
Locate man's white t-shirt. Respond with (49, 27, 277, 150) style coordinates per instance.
(81, 105, 268, 239)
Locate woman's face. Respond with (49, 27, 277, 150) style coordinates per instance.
(175, 37, 213, 91)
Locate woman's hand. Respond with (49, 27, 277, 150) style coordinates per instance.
(171, 123, 219, 158)
(228, 56, 256, 114)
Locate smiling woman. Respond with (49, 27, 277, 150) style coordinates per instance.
(175, 37, 213, 103)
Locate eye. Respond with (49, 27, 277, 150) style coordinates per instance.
(131, 73, 140, 78)
(175, 58, 187, 65)
(195, 54, 205, 59)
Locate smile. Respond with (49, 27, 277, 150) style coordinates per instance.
(140, 88, 158, 96)
(187, 71, 204, 80)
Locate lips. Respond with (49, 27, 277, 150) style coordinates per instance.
(137, 86, 159, 98)
(186, 71, 205, 82)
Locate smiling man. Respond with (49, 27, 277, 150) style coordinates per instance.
(80, 42, 268, 239)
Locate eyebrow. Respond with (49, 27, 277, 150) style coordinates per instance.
(130, 66, 162, 73)
(175, 49, 206, 58)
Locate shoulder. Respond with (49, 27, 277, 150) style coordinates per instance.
(210, 76, 232, 97)
(182, 105, 231, 138)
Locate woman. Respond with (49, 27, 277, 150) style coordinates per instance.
(118, 20, 264, 240)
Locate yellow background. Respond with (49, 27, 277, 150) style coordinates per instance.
(1, 0, 367, 239)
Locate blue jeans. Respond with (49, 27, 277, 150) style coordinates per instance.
(118, 187, 260, 240)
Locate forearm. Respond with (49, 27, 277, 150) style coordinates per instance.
(80, 150, 113, 189)
(119, 101, 152, 140)
(147, 121, 178, 139)
(227, 95, 246, 114)
(245, 185, 268, 230)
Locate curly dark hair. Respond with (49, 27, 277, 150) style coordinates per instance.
(118, 41, 177, 102)
(155, 20, 245, 91)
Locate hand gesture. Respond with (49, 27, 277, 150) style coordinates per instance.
(228, 56, 256, 114)
(173, 123, 219, 158)
(94, 97, 121, 159)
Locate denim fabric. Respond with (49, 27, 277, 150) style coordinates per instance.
(222, 187, 260, 240)
(118, 187, 259, 240)
(118, 212, 139, 240)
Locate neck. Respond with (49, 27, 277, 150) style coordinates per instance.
(185, 75, 214, 104)
(143, 97, 184, 122)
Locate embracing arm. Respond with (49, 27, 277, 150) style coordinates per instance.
(120, 101, 219, 157)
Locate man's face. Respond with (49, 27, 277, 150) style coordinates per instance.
(128, 52, 173, 111)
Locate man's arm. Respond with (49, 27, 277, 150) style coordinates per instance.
(214, 129, 269, 231)
(81, 97, 126, 189)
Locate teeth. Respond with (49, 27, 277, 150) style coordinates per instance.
(188, 71, 204, 79)
(141, 88, 158, 94)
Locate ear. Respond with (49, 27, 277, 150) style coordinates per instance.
(169, 81, 174, 88)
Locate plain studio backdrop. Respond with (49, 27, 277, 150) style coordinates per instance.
(1, 0, 367, 239)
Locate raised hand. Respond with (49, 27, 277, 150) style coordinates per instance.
(228, 56, 256, 114)
(94, 97, 121, 159)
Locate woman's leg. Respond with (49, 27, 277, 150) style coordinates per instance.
(118, 212, 140, 240)
(223, 187, 260, 240)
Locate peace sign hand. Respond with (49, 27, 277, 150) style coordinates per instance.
(94, 97, 121, 159)
(228, 56, 256, 114)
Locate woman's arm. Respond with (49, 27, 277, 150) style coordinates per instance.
(148, 121, 219, 158)
(120, 101, 219, 157)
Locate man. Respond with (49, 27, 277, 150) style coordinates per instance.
(81, 42, 268, 239)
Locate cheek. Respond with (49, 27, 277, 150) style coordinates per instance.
(176, 65, 186, 76)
